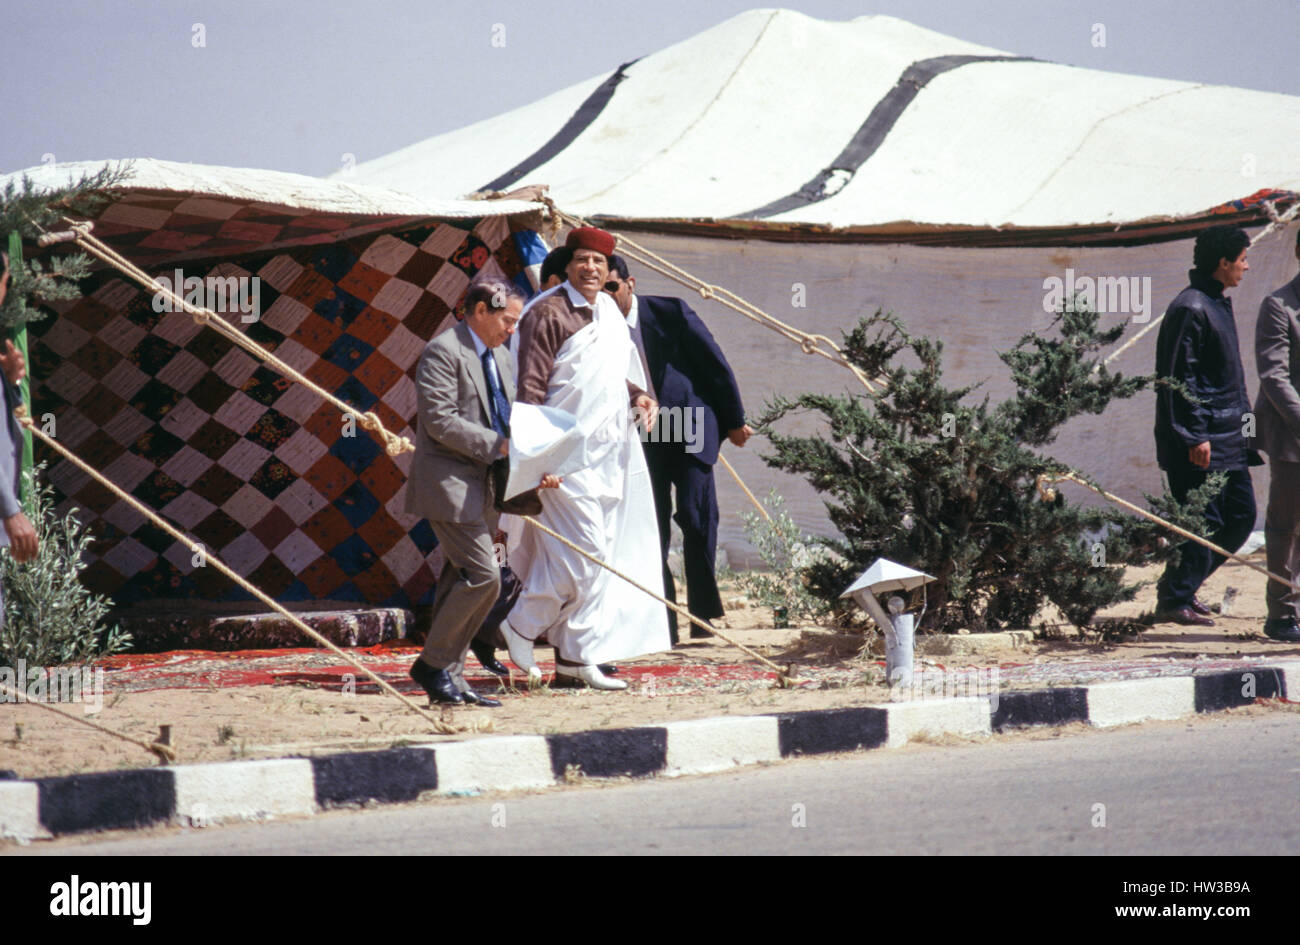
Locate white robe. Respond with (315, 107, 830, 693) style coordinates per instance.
(504, 295, 670, 664)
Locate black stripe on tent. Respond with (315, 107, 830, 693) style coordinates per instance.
(480, 58, 641, 193)
(38, 769, 176, 834)
(738, 54, 1036, 219)
(311, 747, 438, 807)
(546, 727, 667, 778)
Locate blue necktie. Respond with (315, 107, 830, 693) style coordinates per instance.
(481, 349, 511, 438)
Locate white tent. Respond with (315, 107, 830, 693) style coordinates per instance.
(347, 9, 1300, 560)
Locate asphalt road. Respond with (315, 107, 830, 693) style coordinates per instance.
(13, 710, 1300, 855)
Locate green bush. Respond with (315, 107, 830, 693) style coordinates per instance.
(734, 490, 830, 624)
(757, 307, 1209, 633)
(0, 464, 129, 666)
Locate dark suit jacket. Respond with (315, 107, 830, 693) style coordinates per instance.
(636, 295, 744, 466)
(1154, 269, 1259, 472)
(405, 321, 515, 524)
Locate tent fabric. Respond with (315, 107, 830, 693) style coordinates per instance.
(4, 159, 542, 268)
(620, 228, 1300, 565)
(346, 9, 1300, 236)
(742, 53, 1036, 219)
(4, 159, 543, 609)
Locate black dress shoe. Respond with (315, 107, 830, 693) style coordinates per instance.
(689, 619, 715, 639)
(1263, 618, 1300, 642)
(469, 640, 509, 677)
(410, 659, 464, 705)
(460, 689, 502, 707)
(1157, 604, 1215, 627)
(598, 664, 619, 676)
(1190, 596, 1213, 616)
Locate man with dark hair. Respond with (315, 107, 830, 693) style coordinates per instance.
(1251, 228, 1300, 641)
(500, 227, 669, 689)
(1154, 223, 1260, 626)
(604, 254, 751, 644)
(508, 247, 572, 362)
(406, 281, 559, 706)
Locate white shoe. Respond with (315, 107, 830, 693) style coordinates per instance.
(501, 619, 541, 681)
(555, 663, 628, 690)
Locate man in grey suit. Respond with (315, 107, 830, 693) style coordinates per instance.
(1253, 228, 1300, 642)
(405, 281, 558, 705)
(0, 252, 38, 618)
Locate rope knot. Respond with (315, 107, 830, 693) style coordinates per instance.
(358, 411, 414, 455)
(800, 338, 816, 354)
(697, 285, 715, 300)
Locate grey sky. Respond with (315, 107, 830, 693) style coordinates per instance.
(4, 0, 1298, 180)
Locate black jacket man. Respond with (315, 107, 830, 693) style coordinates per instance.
(605, 255, 752, 643)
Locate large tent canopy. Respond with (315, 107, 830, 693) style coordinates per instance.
(347, 8, 1300, 241)
(345, 9, 1300, 557)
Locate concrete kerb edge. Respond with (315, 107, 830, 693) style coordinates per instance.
(5, 664, 1293, 840)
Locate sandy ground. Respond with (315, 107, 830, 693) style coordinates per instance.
(2, 560, 1298, 780)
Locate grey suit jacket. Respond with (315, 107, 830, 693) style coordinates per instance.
(405, 321, 515, 524)
(1254, 274, 1300, 463)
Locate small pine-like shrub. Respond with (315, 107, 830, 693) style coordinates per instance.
(734, 490, 831, 623)
(757, 307, 1210, 633)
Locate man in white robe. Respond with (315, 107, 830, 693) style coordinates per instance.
(500, 228, 671, 689)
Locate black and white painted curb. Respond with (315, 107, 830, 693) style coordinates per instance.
(3, 660, 1296, 841)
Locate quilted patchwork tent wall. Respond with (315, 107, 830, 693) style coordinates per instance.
(5, 159, 546, 610)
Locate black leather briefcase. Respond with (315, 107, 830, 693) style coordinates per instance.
(490, 459, 543, 515)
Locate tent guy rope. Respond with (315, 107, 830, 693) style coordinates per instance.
(1036, 470, 1300, 597)
(0, 679, 177, 763)
(1098, 202, 1300, 373)
(37, 218, 414, 458)
(32, 215, 795, 690)
(540, 199, 881, 394)
(12, 404, 463, 739)
(521, 513, 795, 685)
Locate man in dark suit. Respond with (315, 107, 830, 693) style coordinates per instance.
(604, 255, 752, 644)
(405, 280, 557, 706)
(0, 252, 38, 617)
(1252, 227, 1300, 642)
(1154, 224, 1260, 627)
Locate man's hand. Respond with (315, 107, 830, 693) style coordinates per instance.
(539, 474, 563, 489)
(0, 339, 25, 387)
(1189, 441, 1211, 469)
(633, 394, 657, 433)
(4, 512, 36, 562)
(499, 440, 509, 457)
(727, 424, 755, 448)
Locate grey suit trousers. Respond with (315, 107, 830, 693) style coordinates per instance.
(1265, 459, 1300, 621)
(421, 511, 502, 691)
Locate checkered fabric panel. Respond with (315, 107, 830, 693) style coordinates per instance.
(90, 191, 427, 269)
(32, 216, 530, 608)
